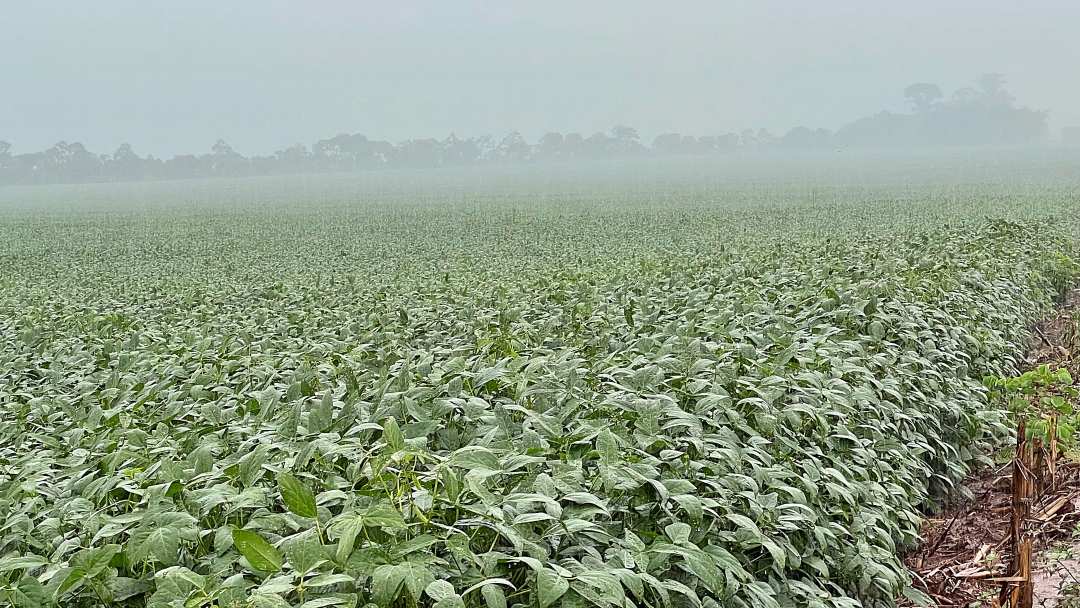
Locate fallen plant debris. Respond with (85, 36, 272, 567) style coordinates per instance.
(905, 292, 1080, 607)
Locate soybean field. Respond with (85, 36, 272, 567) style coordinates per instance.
(2, 154, 1080, 608)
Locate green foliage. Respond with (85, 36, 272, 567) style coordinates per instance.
(278, 473, 319, 520)
(1, 169, 1079, 607)
(232, 529, 283, 573)
(985, 365, 1080, 445)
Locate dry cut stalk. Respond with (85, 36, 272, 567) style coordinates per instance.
(1049, 413, 1058, 494)
(1033, 437, 1045, 498)
(1001, 419, 1035, 608)
(1016, 537, 1033, 608)
(997, 408, 1066, 608)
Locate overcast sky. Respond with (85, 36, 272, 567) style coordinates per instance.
(3, 1, 1078, 157)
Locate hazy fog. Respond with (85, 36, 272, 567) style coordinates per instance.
(4, 0, 1079, 157)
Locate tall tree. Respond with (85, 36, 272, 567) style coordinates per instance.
(611, 125, 647, 158)
(950, 87, 979, 107)
(976, 73, 1015, 106)
(110, 143, 143, 181)
(903, 83, 943, 114)
(493, 132, 531, 163)
(536, 132, 565, 161)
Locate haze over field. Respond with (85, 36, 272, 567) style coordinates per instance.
(3, 1, 1080, 157)
(8, 5, 1080, 608)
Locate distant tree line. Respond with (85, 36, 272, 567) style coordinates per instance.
(833, 73, 1049, 148)
(0, 73, 1049, 186)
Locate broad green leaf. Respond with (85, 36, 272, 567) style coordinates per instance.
(481, 584, 507, 608)
(309, 390, 334, 433)
(449, 446, 501, 471)
(250, 593, 292, 608)
(70, 544, 121, 579)
(285, 535, 328, 574)
(107, 577, 154, 602)
(189, 444, 214, 475)
(426, 580, 457, 601)
(257, 575, 296, 595)
(147, 526, 180, 566)
(390, 534, 438, 558)
(301, 597, 355, 608)
(10, 576, 45, 608)
(536, 568, 568, 608)
(382, 417, 405, 452)
(0, 555, 48, 573)
(596, 429, 619, 464)
(682, 549, 725, 596)
(147, 567, 205, 608)
(371, 564, 405, 606)
(664, 522, 692, 545)
(279, 472, 318, 519)
(396, 561, 435, 600)
(725, 514, 762, 540)
(330, 512, 365, 564)
(232, 529, 283, 573)
(574, 571, 624, 606)
(362, 503, 407, 530)
(306, 573, 356, 588)
(239, 443, 271, 488)
(436, 596, 467, 608)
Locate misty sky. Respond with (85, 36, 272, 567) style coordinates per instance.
(3, 1, 1079, 157)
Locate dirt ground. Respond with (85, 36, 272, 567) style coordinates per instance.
(903, 292, 1080, 607)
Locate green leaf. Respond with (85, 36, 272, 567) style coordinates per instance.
(147, 567, 206, 608)
(362, 502, 408, 530)
(10, 576, 45, 608)
(901, 584, 933, 607)
(250, 593, 292, 608)
(596, 429, 619, 464)
(371, 564, 405, 606)
(725, 513, 762, 539)
(330, 513, 365, 564)
(382, 417, 405, 452)
(189, 444, 214, 475)
(70, 544, 121, 579)
(390, 534, 438, 559)
(449, 446, 502, 471)
(239, 443, 271, 488)
(0, 555, 48, 573)
(306, 573, 356, 588)
(257, 575, 296, 595)
(682, 549, 725, 596)
(232, 529, 283, 573)
(279, 472, 318, 519)
(436, 596, 467, 608)
(664, 522, 692, 545)
(147, 526, 180, 566)
(301, 597, 355, 608)
(575, 571, 625, 605)
(804, 556, 829, 577)
(309, 391, 334, 433)
(106, 576, 154, 602)
(672, 494, 703, 524)
(396, 561, 435, 600)
(481, 584, 507, 608)
(536, 568, 569, 608)
(425, 580, 457, 602)
(761, 538, 786, 569)
(285, 534, 328, 574)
